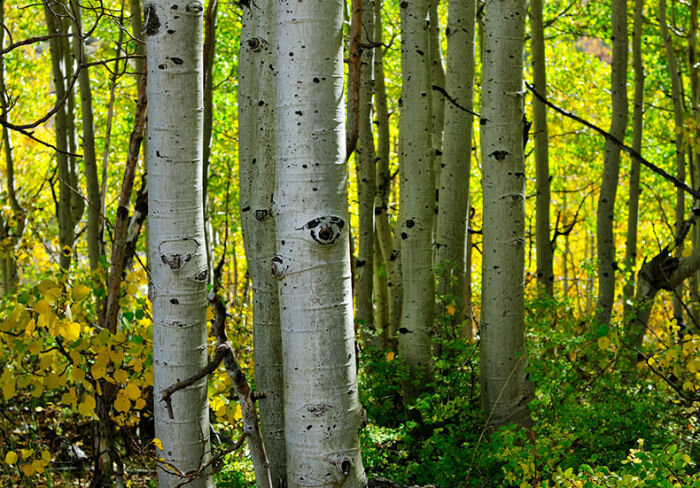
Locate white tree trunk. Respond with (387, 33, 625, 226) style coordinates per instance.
(435, 0, 476, 332)
(480, 0, 532, 427)
(144, 2, 212, 486)
(595, 0, 628, 326)
(398, 0, 435, 401)
(239, 1, 286, 484)
(273, 0, 366, 485)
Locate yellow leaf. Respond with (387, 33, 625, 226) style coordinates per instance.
(41, 450, 50, 463)
(114, 390, 131, 412)
(20, 449, 33, 459)
(61, 322, 81, 342)
(30, 382, 43, 398)
(78, 395, 97, 417)
(2, 379, 15, 401)
(71, 367, 85, 382)
(21, 463, 34, 476)
(109, 348, 125, 365)
(232, 404, 242, 421)
(447, 305, 456, 316)
(113, 369, 128, 384)
(31, 459, 45, 474)
(124, 382, 140, 401)
(90, 362, 107, 380)
(33, 299, 50, 315)
(688, 358, 700, 373)
(683, 380, 695, 391)
(215, 401, 227, 418)
(71, 284, 90, 302)
(24, 319, 35, 336)
(28, 340, 41, 355)
(134, 398, 146, 410)
(5, 451, 18, 464)
(597, 336, 610, 351)
(386, 351, 395, 362)
(153, 438, 163, 451)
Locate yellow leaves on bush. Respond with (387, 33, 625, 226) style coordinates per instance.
(60, 322, 81, 342)
(70, 367, 85, 382)
(152, 438, 163, 451)
(4, 451, 18, 464)
(78, 395, 97, 417)
(114, 389, 131, 412)
(446, 305, 456, 316)
(91, 362, 107, 380)
(124, 382, 140, 401)
(44, 373, 62, 389)
(71, 284, 90, 302)
(113, 369, 128, 384)
(2, 377, 16, 401)
(232, 403, 242, 421)
(33, 299, 50, 316)
(597, 336, 610, 351)
(386, 351, 395, 362)
(688, 358, 700, 374)
(61, 388, 77, 407)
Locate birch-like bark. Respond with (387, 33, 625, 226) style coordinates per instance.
(44, 2, 74, 270)
(356, 0, 376, 334)
(435, 0, 476, 331)
(71, 0, 101, 271)
(530, 0, 553, 296)
(131, 0, 145, 81)
(690, 0, 700, 320)
(373, 0, 401, 345)
(595, 0, 629, 326)
(659, 0, 686, 327)
(63, 22, 84, 233)
(399, 0, 435, 401)
(480, 0, 532, 427)
(623, 0, 645, 319)
(238, 0, 286, 484)
(143, 2, 212, 486)
(273, 0, 366, 485)
(429, 0, 445, 233)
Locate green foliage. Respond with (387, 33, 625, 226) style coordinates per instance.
(359, 296, 699, 487)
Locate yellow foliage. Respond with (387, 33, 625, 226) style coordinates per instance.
(5, 451, 18, 465)
(597, 336, 610, 351)
(124, 382, 140, 401)
(71, 284, 90, 302)
(114, 390, 131, 412)
(78, 395, 97, 417)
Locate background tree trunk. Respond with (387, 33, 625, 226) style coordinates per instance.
(239, 0, 286, 484)
(479, 0, 532, 427)
(595, 0, 629, 326)
(398, 0, 435, 401)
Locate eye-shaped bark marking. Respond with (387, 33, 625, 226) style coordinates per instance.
(185, 2, 203, 13)
(298, 216, 345, 245)
(271, 255, 288, 280)
(159, 239, 198, 270)
(142, 5, 160, 36)
(328, 454, 353, 475)
(254, 209, 268, 221)
(489, 150, 509, 161)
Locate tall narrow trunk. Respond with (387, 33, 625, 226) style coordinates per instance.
(71, 0, 101, 271)
(659, 0, 687, 330)
(429, 0, 445, 239)
(144, 2, 212, 486)
(530, 0, 553, 296)
(623, 0, 645, 320)
(202, 0, 218, 286)
(355, 0, 376, 334)
(0, 0, 21, 293)
(239, 0, 286, 484)
(44, 2, 74, 270)
(690, 0, 700, 322)
(274, 0, 366, 484)
(435, 0, 476, 332)
(595, 0, 629, 326)
(373, 0, 401, 346)
(398, 0, 435, 401)
(480, 0, 532, 427)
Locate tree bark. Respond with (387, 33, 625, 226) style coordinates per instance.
(595, 0, 629, 326)
(144, 2, 213, 486)
(273, 0, 366, 484)
(355, 0, 376, 335)
(623, 0, 645, 320)
(398, 0, 435, 401)
(479, 0, 532, 427)
(239, 0, 286, 484)
(435, 0, 476, 333)
(530, 0, 553, 296)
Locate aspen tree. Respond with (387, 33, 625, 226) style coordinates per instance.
(398, 0, 435, 400)
(435, 0, 476, 333)
(623, 0, 645, 319)
(239, 0, 286, 484)
(143, 2, 213, 486)
(273, 0, 366, 484)
(480, 0, 532, 427)
(530, 0, 553, 295)
(595, 0, 628, 326)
